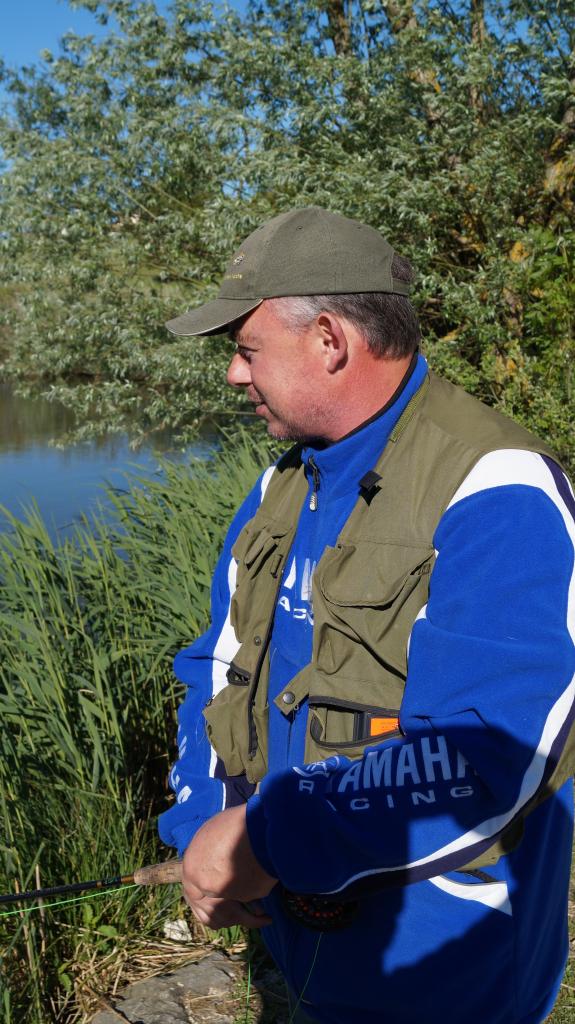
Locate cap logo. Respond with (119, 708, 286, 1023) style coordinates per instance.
(166, 209, 410, 337)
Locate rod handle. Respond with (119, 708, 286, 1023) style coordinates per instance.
(133, 861, 262, 919)
(133, 859, 183, 887)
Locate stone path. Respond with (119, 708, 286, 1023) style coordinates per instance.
(90, 951, 241, 1024)
(90, 949, 289, 1024)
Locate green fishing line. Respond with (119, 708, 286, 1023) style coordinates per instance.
(245, 956, 252, 1024)
(3, 885, 322, 1023)
(0, 884, 138, 919)
(287, 932, 323, 1024)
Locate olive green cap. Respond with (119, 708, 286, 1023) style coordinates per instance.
(165, 206, 411, 337)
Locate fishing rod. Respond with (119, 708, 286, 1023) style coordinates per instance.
(0, 859, 182, 908)
(0, 859, 357, 931)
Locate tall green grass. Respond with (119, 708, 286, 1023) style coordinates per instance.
(1, 432, 573, 1022)
(0, 433, 272, 1022)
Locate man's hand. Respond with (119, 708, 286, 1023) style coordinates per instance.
(186, 894, 272, 930)
(182, 804, 276, 929)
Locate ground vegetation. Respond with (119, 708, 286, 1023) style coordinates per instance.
(0, 434, 267, 1021)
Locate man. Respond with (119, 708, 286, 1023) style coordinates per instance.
(160, 207, 575, 1024)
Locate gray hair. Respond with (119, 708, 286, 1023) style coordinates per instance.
(270, 254, 420, 359)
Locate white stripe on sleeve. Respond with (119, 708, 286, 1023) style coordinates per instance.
(324, 450, 575, 892)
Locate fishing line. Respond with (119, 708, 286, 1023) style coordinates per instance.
(0, 884, 138, 920)
(244, 956, 252, 1024)
(3, 881, 323, 1022)
(287, 932, 323, 1024)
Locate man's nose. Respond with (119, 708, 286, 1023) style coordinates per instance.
(227, 353, 251, 388)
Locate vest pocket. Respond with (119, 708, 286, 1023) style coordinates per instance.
(203, 659, 270, 783)
(203, 684, 250, 777)
(307, 696, 401, 762)
(314, 542, 434, 679)
(304, 665, 404, 762)
(230, 516, 293, 640)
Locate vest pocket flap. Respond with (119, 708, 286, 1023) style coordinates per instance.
(319, 542, 434, 607)
(273, 666, 313, 716)
(232, 517, 292, 571)
(231, 516, 295, 639)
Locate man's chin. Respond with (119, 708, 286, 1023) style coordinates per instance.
(267, 421, 324, 445)
(266, 417, 297, 442)
(267, 423, 294, 441)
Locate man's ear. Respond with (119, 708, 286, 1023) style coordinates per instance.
(316, 312, 349, 373)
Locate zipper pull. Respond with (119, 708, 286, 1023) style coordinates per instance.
(309, 455, 320, 511)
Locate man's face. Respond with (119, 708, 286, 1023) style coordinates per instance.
(226, 301, 327, 442)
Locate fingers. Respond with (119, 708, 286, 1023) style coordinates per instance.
(186, 895, 272, 930)
(180, 807, 277, 903)
(242, 898, 267, 917)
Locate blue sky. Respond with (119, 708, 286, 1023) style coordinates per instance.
(1, 0, 171, 71)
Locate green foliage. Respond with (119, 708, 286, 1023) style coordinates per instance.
(0, 431, 271, 1022)
(0, 0, 574, 462)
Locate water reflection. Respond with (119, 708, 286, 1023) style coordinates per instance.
(0, 383, 183, 455)
(0, 384, 216, 535)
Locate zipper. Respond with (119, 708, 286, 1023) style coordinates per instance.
(226, 663, 251, 686)
(308, 697, 400, 715)
(309, 714, 401, 748)
(308, 455, 320, 511)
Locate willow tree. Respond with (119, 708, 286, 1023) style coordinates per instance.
(0, 0, 573, 462)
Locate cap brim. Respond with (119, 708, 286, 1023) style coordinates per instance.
(165, 297, 263, 337)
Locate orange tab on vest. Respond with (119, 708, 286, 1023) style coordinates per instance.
(370, 716, 399, 736)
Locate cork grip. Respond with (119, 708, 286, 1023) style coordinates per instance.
(132, 860, 263, 920)
(133, 859, 183, 887)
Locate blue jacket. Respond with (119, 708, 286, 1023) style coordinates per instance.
(159, 355, 575, 1024)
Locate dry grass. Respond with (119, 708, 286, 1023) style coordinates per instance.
(75, 929, 291, 1024)
(70, 937, 214, 1023)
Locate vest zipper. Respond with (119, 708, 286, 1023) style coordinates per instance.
(308, 455, 320, 511)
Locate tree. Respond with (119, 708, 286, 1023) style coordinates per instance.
(0, 0, 573, 464)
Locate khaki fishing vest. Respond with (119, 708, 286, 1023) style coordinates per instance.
(204, 372, 571, 866)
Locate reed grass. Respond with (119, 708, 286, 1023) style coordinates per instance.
(1, 430, 573, 1022)
(0, 431, 272, 1022)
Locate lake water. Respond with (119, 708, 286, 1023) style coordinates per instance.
(0, 383, 216, 537)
